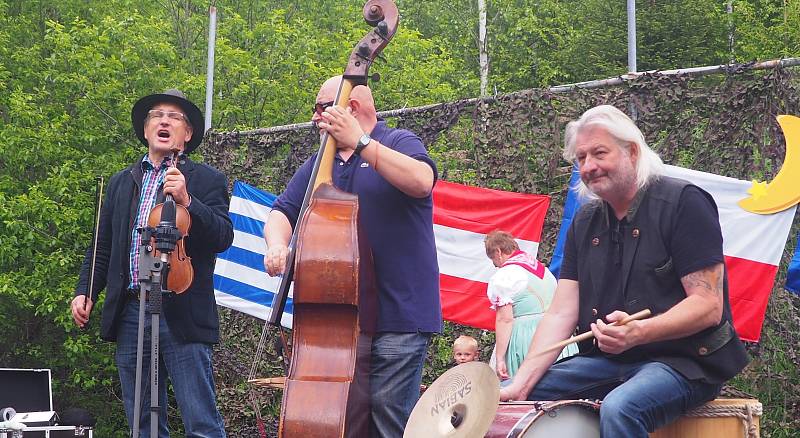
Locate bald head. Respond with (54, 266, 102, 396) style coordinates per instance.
(315, 75, 377, 125)
(351, 85, 376, 114)
(317, 76, 342, 103)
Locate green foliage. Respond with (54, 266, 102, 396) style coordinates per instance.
(487, 0, 575, 89)
(561, 0, 730, 81)
(401, 0, 737, 92)
(398, 0, 482, 95)
(636, 1, 729, 70)
(0, 0, 458, 434)
(733, 0, 800, 61)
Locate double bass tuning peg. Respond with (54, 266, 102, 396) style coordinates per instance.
(358, 42, 372, 58)
(376, 20, 389, 38)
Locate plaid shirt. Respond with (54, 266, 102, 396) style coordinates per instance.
(128, 154, 172, 289)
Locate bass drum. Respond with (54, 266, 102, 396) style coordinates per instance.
(486, 400, 601, 438)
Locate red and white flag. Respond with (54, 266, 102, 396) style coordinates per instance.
(433, 181, 551, 330)
(664, 165, 795, 342)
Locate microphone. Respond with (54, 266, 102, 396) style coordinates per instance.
(154, 198, 180, 255)
(159, 198, 177, 227)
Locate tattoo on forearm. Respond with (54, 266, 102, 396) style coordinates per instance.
(684, 272, 713, 291)
(682, 265, 723, 296)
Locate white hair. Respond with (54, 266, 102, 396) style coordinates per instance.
(563, 105, 664, 199)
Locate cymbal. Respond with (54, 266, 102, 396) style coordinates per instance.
(404, 362, 499, 438)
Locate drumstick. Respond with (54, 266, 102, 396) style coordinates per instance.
(537, 309, 652, 356)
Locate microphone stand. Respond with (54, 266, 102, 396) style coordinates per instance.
(131, 199, 181, 438)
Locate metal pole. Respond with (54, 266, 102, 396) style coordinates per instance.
(204, 6, 218, 133)
(626, 0, 637, 119)
(626, 0, 637, 73)
(727, 1, 734, 62)
(478, 0, 488, 97)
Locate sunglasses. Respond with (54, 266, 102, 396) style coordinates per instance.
(312, 101, 335, 115)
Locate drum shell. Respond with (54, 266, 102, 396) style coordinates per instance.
(486, 400, 600, 438)
(650, 398, 761, 438)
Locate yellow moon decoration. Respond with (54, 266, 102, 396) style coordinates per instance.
(738, 114, 800, 215)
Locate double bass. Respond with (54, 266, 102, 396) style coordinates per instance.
(269, 1, 399, 436)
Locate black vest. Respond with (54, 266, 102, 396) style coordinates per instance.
(570, 176, 749, 383)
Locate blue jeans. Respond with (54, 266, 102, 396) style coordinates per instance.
(527, 355, 721, 438)
(115, 300, 226, 438)
(369, 332, 432, 438)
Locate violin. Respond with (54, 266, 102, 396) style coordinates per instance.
(146, 149, 193, 293)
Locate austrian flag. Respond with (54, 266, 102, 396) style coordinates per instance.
(433, 181, 551, 330)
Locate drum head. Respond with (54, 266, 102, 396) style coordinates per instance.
(518, 402, 600, 438)
(487, 400, 600, 438)
(403, 362, 499, 438)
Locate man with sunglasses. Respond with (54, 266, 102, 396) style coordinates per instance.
(71, 89, 232, 437)
(264, 76, 442, 437)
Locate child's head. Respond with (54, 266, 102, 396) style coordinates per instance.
(453, 335, 479, 364)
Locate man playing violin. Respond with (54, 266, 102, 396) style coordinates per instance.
(499, 105, 749, 437)
(263, 76, 442, 437)
(71, 89, 233, 437)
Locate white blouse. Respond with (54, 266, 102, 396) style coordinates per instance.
(486, 265, 530, 309)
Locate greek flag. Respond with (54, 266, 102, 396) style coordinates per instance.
(213, 180, 293, 328)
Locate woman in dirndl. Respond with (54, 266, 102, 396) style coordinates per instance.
(485, 230, 578, 380)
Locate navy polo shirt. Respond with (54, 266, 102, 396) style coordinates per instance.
(272, 121, 443, 333)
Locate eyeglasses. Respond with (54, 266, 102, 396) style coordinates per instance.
(312, 101, 335, 116)
(147, 109, 186, 122)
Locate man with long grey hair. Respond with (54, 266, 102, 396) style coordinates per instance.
(562, 104, 665, 199)
(500, 105, 749, 437)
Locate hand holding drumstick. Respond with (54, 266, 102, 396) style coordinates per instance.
(537, 309, 652, 356)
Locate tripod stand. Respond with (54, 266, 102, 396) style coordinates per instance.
(131, 200, 182, 438)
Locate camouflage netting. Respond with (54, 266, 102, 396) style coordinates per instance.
(204, 66, 800, 436)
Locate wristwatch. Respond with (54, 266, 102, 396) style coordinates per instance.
(354, 133, 372, 155)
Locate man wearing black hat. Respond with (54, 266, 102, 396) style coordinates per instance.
(71, 89, 232, 437)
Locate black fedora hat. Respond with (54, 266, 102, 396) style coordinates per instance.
(131, 89, 204, 154)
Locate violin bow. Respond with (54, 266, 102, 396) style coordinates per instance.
(85, 175, 104, 311)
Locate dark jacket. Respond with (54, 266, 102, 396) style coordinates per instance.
(569, 176, 749, 384)
(75, 155, 233, 343)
